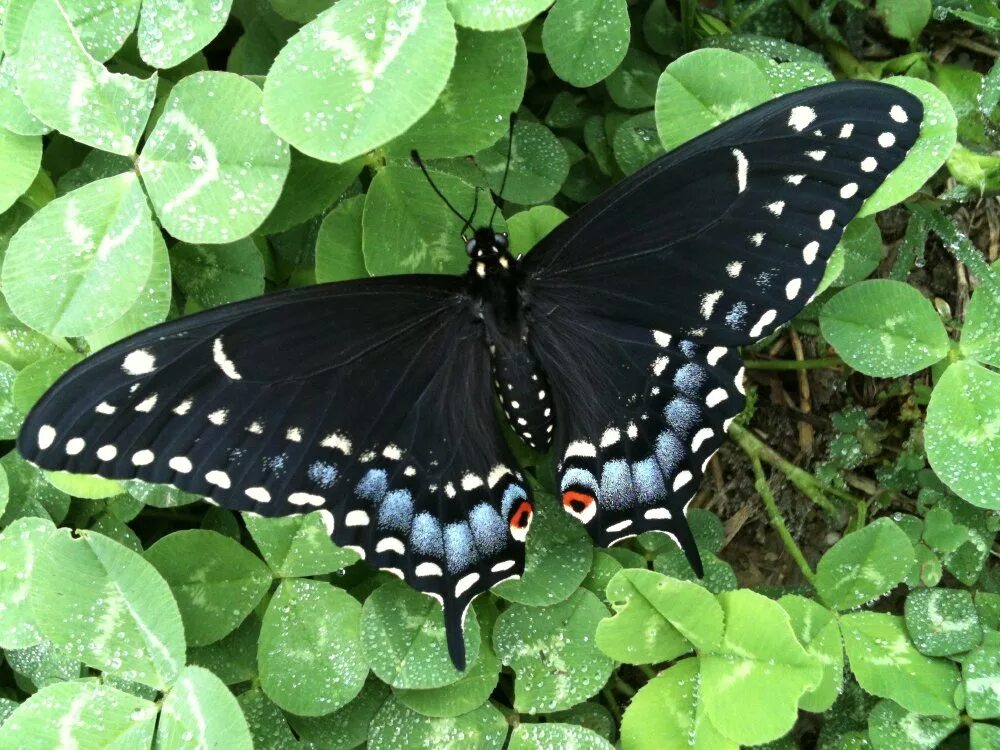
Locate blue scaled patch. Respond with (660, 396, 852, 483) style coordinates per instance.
(502, 484, 526, 517)
(726, 301, 748, 329)
(469, 503, 506, 556)
(664, 396, 701, 436)
(378, 489, 414, 533)
(632, 456, 665, 504)
(655, 430, 685, 475)
(444, 522, 474, 572)
(308, 461, 339, 488)
(673, 363, 707, 397)
(561, 466, 598, 493)
(600, 458, 635, 510)
(412, 511, 444, 556)
(356, 468, 388, 502)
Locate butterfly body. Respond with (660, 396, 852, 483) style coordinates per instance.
(19, 81, 924, 670)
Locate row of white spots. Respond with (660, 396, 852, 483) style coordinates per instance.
(212, 338, 241, 380)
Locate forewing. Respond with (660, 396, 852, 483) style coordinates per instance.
(529, 306, 744, 567)
(522, 81, 923, 346)
(19, 276, 532, 669)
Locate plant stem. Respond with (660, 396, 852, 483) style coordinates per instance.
(750, 455, 817, 587)
(602, 686, 621, 723)
(728, 422, 844, 517)
(743, 356, 843, 370)
(912, 203, 1000, 297)
(637, 664, 657, 680)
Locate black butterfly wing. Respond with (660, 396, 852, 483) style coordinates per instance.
(19, 276, 532, 669)
(522, 80, 923, 347)
(521, 81, 922, 555)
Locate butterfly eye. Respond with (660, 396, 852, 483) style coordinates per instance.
(465, 238, 478, 256)
(495, 233, 509, 249)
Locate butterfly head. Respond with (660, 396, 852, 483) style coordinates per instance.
(466, 227, 509, 259)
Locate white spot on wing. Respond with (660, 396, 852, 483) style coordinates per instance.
(212, 337, 241, 380)
(169, 456, 192, 473)
(208, 409, 228, 426)
(462, 473, 483, 491)
(890, 105, 908, 123)
(787, 105, 816, 131)
(37, 425, 56, 450)
(122, 349, 156, 375)
(321, 433, 352, 454)
(132, 449, 154, 466)
(318, 509, 335, 535)
(653, 330, 672, 347)
(786, 278, 802, 300)
(785, 174, 805, 186)
(415, 561, 443, 577)
(289, 492, 324, 507)
(455, 572, 480, 598)
(806, 150, 826, 161)
(286, 427, 302, 442)
(488, 465, 509, 488)
(706, 387, 728, 408)
(65, 437, 85, 455)
(726, 261, 743, 278)
(840, 182, 858, 199)
(819, 209, 836, 230)
(644, 507, 672, 520)
(135, 394, 158, 413)
(839, 123, 854, 138)
(652, 356, 669, 376)
(565, 440, 597, 459)
(205, 470, 230, 488)
(700, 290, 723, 319)
(173, 399, 192, 415)
(606, 519, 633, 533)
(600, 428, 621, 448)
(707, 347, 727, 367)
(861, 156, 878, 172)
(345, 510, 370, 526)
(691, 428, 714, 453)
(803, 241, 820, 265)
(878, 132, 896, 148)
(750, 232, 765, 247)
(245, 486, 271, 503)
(96, 402, 116, 415)
(731, 148, 748, 193)
(97, 445, 117, 461)
(491, 559, 516, 573)
(383, 444, 401, 460)
(749, 309, 778, 338)
(376, 537, 406, 554)
(673, 471, 693, 491)
(766, 201, 785, 216)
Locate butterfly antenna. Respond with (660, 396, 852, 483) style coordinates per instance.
(461, 186, 481, 239)
(489, 112, 517, 228)
(411, 150, 472, 237)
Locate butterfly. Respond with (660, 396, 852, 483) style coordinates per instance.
(18, 81, 922, 669)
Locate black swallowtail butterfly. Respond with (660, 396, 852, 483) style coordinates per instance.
(18, 81, 923, 669)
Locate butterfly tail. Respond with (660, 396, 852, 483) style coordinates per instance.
(444, 599, 468, 671)
(674, 514, 704, 578)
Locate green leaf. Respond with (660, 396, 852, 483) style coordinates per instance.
(395, 638, 500, 717)
(868, 699, 959, 750)
(841, 611, 960, 716)
(926, 361, 1000, 510)
(18, 0, 156, 154)
(287, 677, 390, 750)
(493, 491, 592, 606)
(139, 71, 290, 243)
(11, 353, 83, 414)
(363, 165, 494, 276)
(156, 665, 253, 750)
(368, 696, 507, 750)
(815, 517, 916, 611)
(30, 528, 185, 689)
(606, 48, 660, 110)
(820, 215, 883, 292)
(550, 702, 615, 741)
(259, 578, 367, 715)
(904, 587, 981, 657)
(478, 120, 569, 204)
(0, 57, 48, 136)
(0, 516, 55, 649)
(237, 689, 301, 750)
(126, 478, 200, 509)
(778, 595, 844, 713)
(613, 111, 665, 175)
(264, 0, 457, 162)
(820, 279, 949, 377)
(171, 238, 266, 311)
(3, 0, 140, 61)
(964, 641, 1000, 719)
(652, 546, 738, 594)
(144, 529, 271, 647)
(391, 28, 527, 159)
(362, 579, 479, 690)
(596, 568, 723, 663)
(188, 612, 261, 686)
(0, 296, 59, 370)
(3, 173, 155, 337)
(510, 722, 615, 750)
(493, 589, 613, 713)
(447, 0, 552, 31)
(973, 723, 1000, 749)
(542, 0, 629, 87)
(316, 194, 368, 282)
(0, 128, 40, 213)
(138, 0, 234, 69)
(861, 77, 958, 217)
(260, 151, 362, 235)
(700, 590, 823, 746)
(0, 452, 70, 527)
(654, 49, 773, 152)
(961, 263, 1000, 368)
(620, 658, 737, 750)
(507, 205, 567, 256)
(42, 470, 123, 499)
(0, 679, 157, 749)
(86, 227, 172, 349)
(875, 0, 931, 41)
(243, 510, 359, 577)
(5, 637, 82, 689)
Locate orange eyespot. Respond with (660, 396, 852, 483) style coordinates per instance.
(562, 490, 597, 523)
(510, 501, 533, 542)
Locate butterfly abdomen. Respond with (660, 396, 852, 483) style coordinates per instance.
(489, 342, 553, 451)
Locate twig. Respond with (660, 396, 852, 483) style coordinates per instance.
(789, 330, 814, 454)
(749, 455, 817, 587)
(728, 422, 846, 518)
(952, 36, 1000, 58)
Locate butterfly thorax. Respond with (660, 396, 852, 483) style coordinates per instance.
(465, 228, 554, 451)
